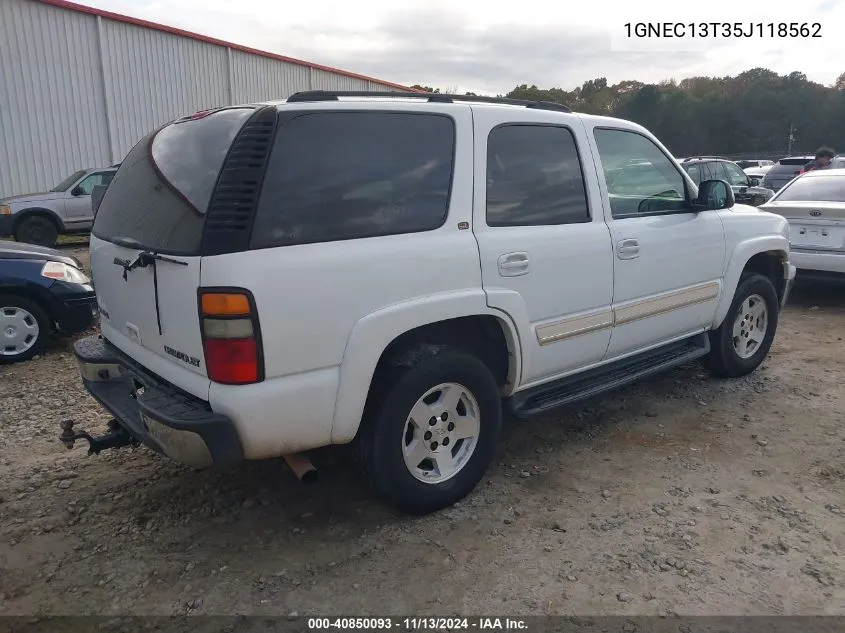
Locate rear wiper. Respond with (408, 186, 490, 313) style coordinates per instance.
(113, 251, 187, 279)
(112, 248, 188, 336)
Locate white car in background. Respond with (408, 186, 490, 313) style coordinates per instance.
(744, 165, 774, 186)
(736, 159, 775, 170)
(760, 168, 845, 281)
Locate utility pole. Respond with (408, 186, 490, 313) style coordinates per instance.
(788, 122, 795, 155)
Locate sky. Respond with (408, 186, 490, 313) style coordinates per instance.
(80, 0, 843, 95)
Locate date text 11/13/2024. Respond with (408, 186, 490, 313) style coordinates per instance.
(307, 618, 528, 630)
(623, 22, 822, 38)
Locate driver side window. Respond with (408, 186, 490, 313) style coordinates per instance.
(722, 162, 749, 186)
(75, 172, 114, 196)
(594, 129, 686, 219)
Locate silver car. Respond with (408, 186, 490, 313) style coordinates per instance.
(760, 168, 845, 281)
(0, 166, 118, 246)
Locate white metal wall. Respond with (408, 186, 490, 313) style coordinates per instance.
(0, 0, 406, 198)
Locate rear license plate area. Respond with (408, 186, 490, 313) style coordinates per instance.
(792, 224, 845, 250)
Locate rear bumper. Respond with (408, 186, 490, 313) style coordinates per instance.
(790, 249, 845, 275)
(74, 335, 243, 467)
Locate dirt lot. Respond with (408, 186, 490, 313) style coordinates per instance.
(1, 241, 844, 617)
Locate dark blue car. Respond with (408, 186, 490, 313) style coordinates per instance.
(0, 240, 97, 363)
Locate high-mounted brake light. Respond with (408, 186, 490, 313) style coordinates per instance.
(174, 108, 218, 124)
(198, 290, 263, 385)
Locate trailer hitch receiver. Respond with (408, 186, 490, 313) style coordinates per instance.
(59, 419, 138, 454)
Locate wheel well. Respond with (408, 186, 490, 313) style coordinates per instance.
(13, 210, 63, 234)
(375, 316, 514, 391)
(742, 251, 786, 302)
(0, 289, 55, 331)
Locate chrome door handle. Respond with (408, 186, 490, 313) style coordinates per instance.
(498, 252, 530, 276)
(616, 238, 640, 260)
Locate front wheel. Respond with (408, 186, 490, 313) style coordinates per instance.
(702, 273, 779, 378)
(0, 295, 50, 364)
(356, 348, 502, 515)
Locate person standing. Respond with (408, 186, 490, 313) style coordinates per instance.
(801, 147, 836, 173)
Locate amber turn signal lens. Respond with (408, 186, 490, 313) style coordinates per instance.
(201, 293, 250, 316)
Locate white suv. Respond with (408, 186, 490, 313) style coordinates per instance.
(63, 91, 795, 515)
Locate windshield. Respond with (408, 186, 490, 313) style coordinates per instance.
(735, 161, 756, 169)
(50, 170, 87, 192)
(776, 175, 845, 203)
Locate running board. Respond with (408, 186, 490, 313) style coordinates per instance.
(507, 333, 710, 418)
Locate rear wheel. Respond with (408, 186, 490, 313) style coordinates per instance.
(0, 295, 50, 364)
(702, 273, 778, 378)
(356, 348, 502, 515)
(15, 216, 59, 247)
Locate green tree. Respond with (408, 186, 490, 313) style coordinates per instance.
(502, 68, 845, 156)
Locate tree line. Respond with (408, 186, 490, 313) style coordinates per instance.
(412, 69, 845, 158)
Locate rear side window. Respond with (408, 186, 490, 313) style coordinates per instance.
(486, 125, 589, 226)
(249, 112, 455, 249)
(93, 107, 254, 255)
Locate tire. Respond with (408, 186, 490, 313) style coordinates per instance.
(0, 294, 51, 364)
(15, 216, 59, 247)
(356, 347, 502, 515)
(702, 273, 779, 378)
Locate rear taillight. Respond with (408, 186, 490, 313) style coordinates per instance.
(198, 289, 263, 384)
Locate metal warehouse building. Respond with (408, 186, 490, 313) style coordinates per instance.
(0, 0, 412, 198)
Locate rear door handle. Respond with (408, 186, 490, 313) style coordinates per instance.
(498, 252, 530, 276)
(616, 238, 640, 260)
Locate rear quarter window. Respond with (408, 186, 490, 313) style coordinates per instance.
(249, 111, 455, 249)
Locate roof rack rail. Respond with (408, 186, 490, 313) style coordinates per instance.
(286, 90, 572, 113)
(682, 156, 728, 162)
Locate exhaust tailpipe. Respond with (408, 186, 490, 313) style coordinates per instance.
(283, 453, 318, 484)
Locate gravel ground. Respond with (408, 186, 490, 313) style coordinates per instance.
(1, 241, 844, 616)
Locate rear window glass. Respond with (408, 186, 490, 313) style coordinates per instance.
(92, 107, 254, 254)
(250, 112, 455, 249)
(779, 158, 812, 166)
(776, 175, 845, 203)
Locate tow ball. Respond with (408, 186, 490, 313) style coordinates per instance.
(59, 419, 139, 455)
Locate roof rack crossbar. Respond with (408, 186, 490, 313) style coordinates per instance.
(286, 90, 572, 113)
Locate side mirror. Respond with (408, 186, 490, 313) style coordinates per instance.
(91, 184, 108, 215)
(71, 186, 85, 196)
(694, 179, 734, 211)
